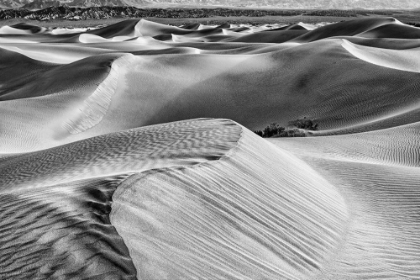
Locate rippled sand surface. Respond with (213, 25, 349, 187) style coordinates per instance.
(1, 17, 420, 279)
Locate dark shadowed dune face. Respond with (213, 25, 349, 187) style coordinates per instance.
(1, 17, 420, 280)
(0, 176, 138, 280)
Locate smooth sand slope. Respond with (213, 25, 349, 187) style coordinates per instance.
(270, 123, 420, 279)
(1, 17, 420, 279)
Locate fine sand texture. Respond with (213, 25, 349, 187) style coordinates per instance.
(1, 17, 420, 279)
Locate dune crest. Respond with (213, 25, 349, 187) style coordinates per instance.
(64, 54, 132, 135)
(341, 39, 420, 72)
(78, 33, 111, 43)
(0, 119, 241, 279)
(111, 125, 348, 280)
(0, 25, 37, 35)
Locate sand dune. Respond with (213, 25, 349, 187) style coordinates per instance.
(0, 119, 241, 279)
(341, 39, 420, 72)
(112, 126, 347, 280)
(270, 124, 420, 279)
(3, 18, 420, 135)
(0, 23, 45, 35)
(87, 19, 140, 38)
(360, 22, 420, 39)
(0, 119, 347, 280)
(291, 17, 398, 42)
(1, 17, 420, 279)
(229, 29, 308, 43)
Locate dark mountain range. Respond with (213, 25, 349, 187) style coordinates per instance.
(0, 0, 419, 10)
(0, 5, 396, 21)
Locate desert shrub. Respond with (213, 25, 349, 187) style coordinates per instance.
(406, 22, 420, 27)
(288, 117, 318, 130)
(254, 117, 318, 138)
(263, 123, 284, 137)
(276, 128, 306, 137)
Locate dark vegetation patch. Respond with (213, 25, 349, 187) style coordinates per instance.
(254, 118, 318, 138)
(406, 22, 420, 27)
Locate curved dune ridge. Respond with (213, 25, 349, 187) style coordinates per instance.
(0, 119, 347, 280)
(1, 17, 420, 279)
(111, 127, 348, 280)
(0, 119, 239, 279)
(270, 123, 420, 279)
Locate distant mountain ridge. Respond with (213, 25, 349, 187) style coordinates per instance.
(0, 0, 419, 10)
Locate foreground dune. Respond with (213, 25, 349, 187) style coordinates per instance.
(271, 123, 420, 279)
(1, 17, 420, 279)
(0, 119, 347, 279)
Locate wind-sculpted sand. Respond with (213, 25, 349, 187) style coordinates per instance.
(1, 17, 420, 279)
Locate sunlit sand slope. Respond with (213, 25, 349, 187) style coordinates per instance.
(0, 119, 348, 280)
(111, 127, 348, 280)
(270, 121, 420, 279)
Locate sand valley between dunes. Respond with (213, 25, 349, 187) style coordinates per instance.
(1, 16, 420, 280)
